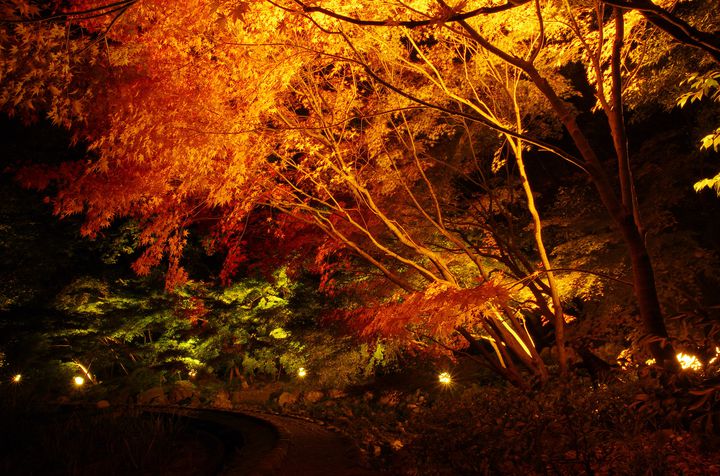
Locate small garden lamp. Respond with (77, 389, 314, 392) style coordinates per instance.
(438, 371, 452, 385)
(12, 374, 21, 383)
(297, 367, 307, 378)
(73, 376, 85, 387)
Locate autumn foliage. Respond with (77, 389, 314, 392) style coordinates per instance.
(2, 0, 719, 384)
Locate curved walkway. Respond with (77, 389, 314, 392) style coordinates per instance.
(237, 408, 380, 476)
(151, 405, 380, 476)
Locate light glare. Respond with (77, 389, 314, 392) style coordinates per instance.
(709, 347, 720, 365)
(676, 352, 702, 371)
(73, 376, 85, 386)
(438, 372, 452, 385)
(12, 374, 21, 383)
(297, 367, 307, 378)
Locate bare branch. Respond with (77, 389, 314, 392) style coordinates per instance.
(602, 0, 720, 63)
(289, 0, 532, 29)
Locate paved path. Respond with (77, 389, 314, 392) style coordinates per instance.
(235, 408, 379, 476)
(150, 406, 380, 476)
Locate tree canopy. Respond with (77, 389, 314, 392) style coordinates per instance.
(2, 0, 720, 385)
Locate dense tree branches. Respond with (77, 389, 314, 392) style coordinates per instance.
(602, 0, 720, 63)
(4, 0, 716, 381)
(286, 0, 533, 28)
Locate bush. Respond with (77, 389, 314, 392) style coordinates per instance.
(391, 378, 720, 475)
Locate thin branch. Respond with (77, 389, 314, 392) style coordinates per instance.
(601, 0, 720, 63)
(289, 0, 533, 29)
(0, 0, 137, 24)
(539, 267, 633, 286)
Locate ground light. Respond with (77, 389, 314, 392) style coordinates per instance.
(73, 376, 85, 387)
(676, 352, 702, 371)
(438, 372, 452, 385)
(12, 374, 21, 383)
(297, 367, 307, 378)
(646, 352, 704, 371)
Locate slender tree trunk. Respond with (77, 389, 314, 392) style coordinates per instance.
(452, 22, 675, 368)
(609, 9, 643, 233)
(515, 152, 567, 375)
(619, 214, 678, 368)
(525, 68, 677, 370)
(509, 82, 567, 375)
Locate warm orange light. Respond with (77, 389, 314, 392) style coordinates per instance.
(709, 347, 720, 365)
(73, 376, 85, 386)
(12, 374, 21, 383)
(297, 367, 307, 378)
(676, 352, 702, 371)
(438, 372, 452, 385)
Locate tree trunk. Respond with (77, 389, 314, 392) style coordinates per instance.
(454, 17, 678, 372)
(457, 325, 530, 389)
(619, 214, 678, 369)
(528, 68, 678, 370)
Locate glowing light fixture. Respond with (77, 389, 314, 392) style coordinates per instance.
(297, 367, 307, 378)
(188, 369, 198, 378)
(73, 376, 85, 386)
(709, 347, 720, 365)
(12, 374, 21, 383)
(676, 352, 702, 371)
(438, 372, 452, 385)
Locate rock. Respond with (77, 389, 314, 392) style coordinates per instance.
(328, 389, 346, 399)
(96, 400, 111, 409)
(234, 389, 275, 404)
(231, 390, 243, 404)
(303, 390, 324, 404)
(278, 391, 299, 406)
(137, 386, 167, 406)
(337, 416, 353, 427)
(212, 390, 232, 409)
(168, 381, 196, 404)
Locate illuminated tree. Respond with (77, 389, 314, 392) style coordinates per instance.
(678, 70, 720, 196)
(277, 0, 700, 370)
(3, 0, 716, 377)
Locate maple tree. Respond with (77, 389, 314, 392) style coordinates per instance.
(1, 0, 718, 382)
(275, 0, 718, 371)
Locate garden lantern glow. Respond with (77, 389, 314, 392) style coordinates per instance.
(438, 372, 452, 385)
(73, 376, 85, 386)
(297, 367, 307, 378)
(676, 352, 702, 371)
(12, 374, 21, 383)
